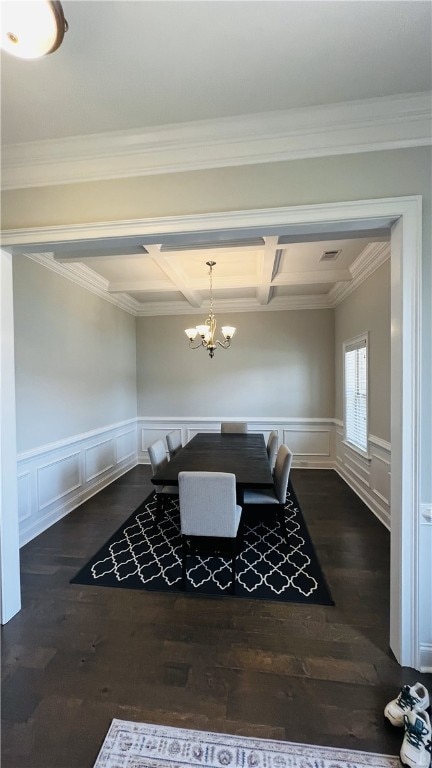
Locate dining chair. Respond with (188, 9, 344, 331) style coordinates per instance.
(148, 439, 179, 518)
(166, 430, 182, 459)
(266, 430, 278, 469)
(221, 422, 248, 433)
(243, 444, 293, 541)
(178, 471, 243, 594)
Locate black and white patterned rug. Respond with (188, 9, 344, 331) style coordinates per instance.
(71, 483, 334, 605)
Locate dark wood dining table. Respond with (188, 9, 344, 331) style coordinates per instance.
(151, 432, 274, 504)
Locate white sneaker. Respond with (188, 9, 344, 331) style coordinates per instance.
(384, 683, 430, 727)
(400, 710, 431, 768)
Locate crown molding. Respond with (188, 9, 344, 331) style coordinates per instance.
(328, 241, 390, 305)
(2, 92, 431, 190)
(24, 253, 140, 315)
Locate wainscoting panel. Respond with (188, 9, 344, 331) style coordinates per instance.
(17, 419, 137, 547)
(84, 440, 115, 483)
(17, 416, 392, 547)
(37, 451, 81, 511)
(335, 422, 391, 529)
(137, 417, 335, 468)
(116, 429, 137, 463)
(282, 427, 331, 464)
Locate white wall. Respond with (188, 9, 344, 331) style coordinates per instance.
(136, 309, 335, 418)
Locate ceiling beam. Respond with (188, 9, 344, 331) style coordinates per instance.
(256, 237, 280, 305)
(158, 242, 264, 256)
(108, 276, 257, 293)
(145, 245, 202, 307)
(54, 249, 147, 263)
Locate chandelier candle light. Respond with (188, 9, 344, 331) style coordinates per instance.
(185, 261, 236, 359)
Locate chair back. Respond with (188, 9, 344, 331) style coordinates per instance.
(266, 430, 278, 468)
(273, 444, 293, 504)
(179, 471, 239, 537)
(148, 439, 168, 491)
(221, 422, 248, 434)
(167, 430, 182, 459)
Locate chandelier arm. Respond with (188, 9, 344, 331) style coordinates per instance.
(188, 340, 207, 350)
(215, 339, 232, 349)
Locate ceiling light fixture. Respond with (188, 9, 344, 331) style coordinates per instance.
(1, 1, 68, 59)
(185, 261, 236, 359)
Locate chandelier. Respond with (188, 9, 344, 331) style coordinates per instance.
(185, 261, 236, 359)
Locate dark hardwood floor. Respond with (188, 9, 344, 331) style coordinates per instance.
(2, 467, 431, 768)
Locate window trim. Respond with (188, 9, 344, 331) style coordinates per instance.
(343, 331, 370, 460)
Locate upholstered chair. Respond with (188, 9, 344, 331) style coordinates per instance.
(243, 444, 293, 540)
(178, 471, 243, 594)
(221, 422, 248, 434)
(266, 430, 278, 470)
(148, 439, 178, 517)
(166, 430, 182, 459)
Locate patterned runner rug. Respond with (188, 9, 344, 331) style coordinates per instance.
(71, 483, 333, 605)
(93, 719, 400, 768)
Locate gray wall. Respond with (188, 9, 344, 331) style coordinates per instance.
(335, 260, 391, 442)
(3, 145, 430, 496)
(13, 255, 137, 452)
(136, 309, 334, 418)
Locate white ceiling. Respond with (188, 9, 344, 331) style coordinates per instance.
(1, 1, 427, 314)
(1, 0, 431, 144)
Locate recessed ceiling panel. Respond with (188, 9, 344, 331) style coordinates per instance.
(172, 250, 260, 283)
(278, 238, 387, 273)
(80, 255, 167, 283)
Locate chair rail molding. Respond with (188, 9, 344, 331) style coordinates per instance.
(2, 92, 431, 189)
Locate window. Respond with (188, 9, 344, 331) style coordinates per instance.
(343, 333, 368, 455)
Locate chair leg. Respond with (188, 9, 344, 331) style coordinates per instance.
(181, 537, 187, 591)
(277, 505, 289, 543)
(156, 493, 164, 521)
(230, 540, 236, 595)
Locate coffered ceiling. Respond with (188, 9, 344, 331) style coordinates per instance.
(27, 231, 390, 316)
(1, 1, 426, 313)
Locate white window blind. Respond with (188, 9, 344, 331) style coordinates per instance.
(344, 334, 368, 454)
